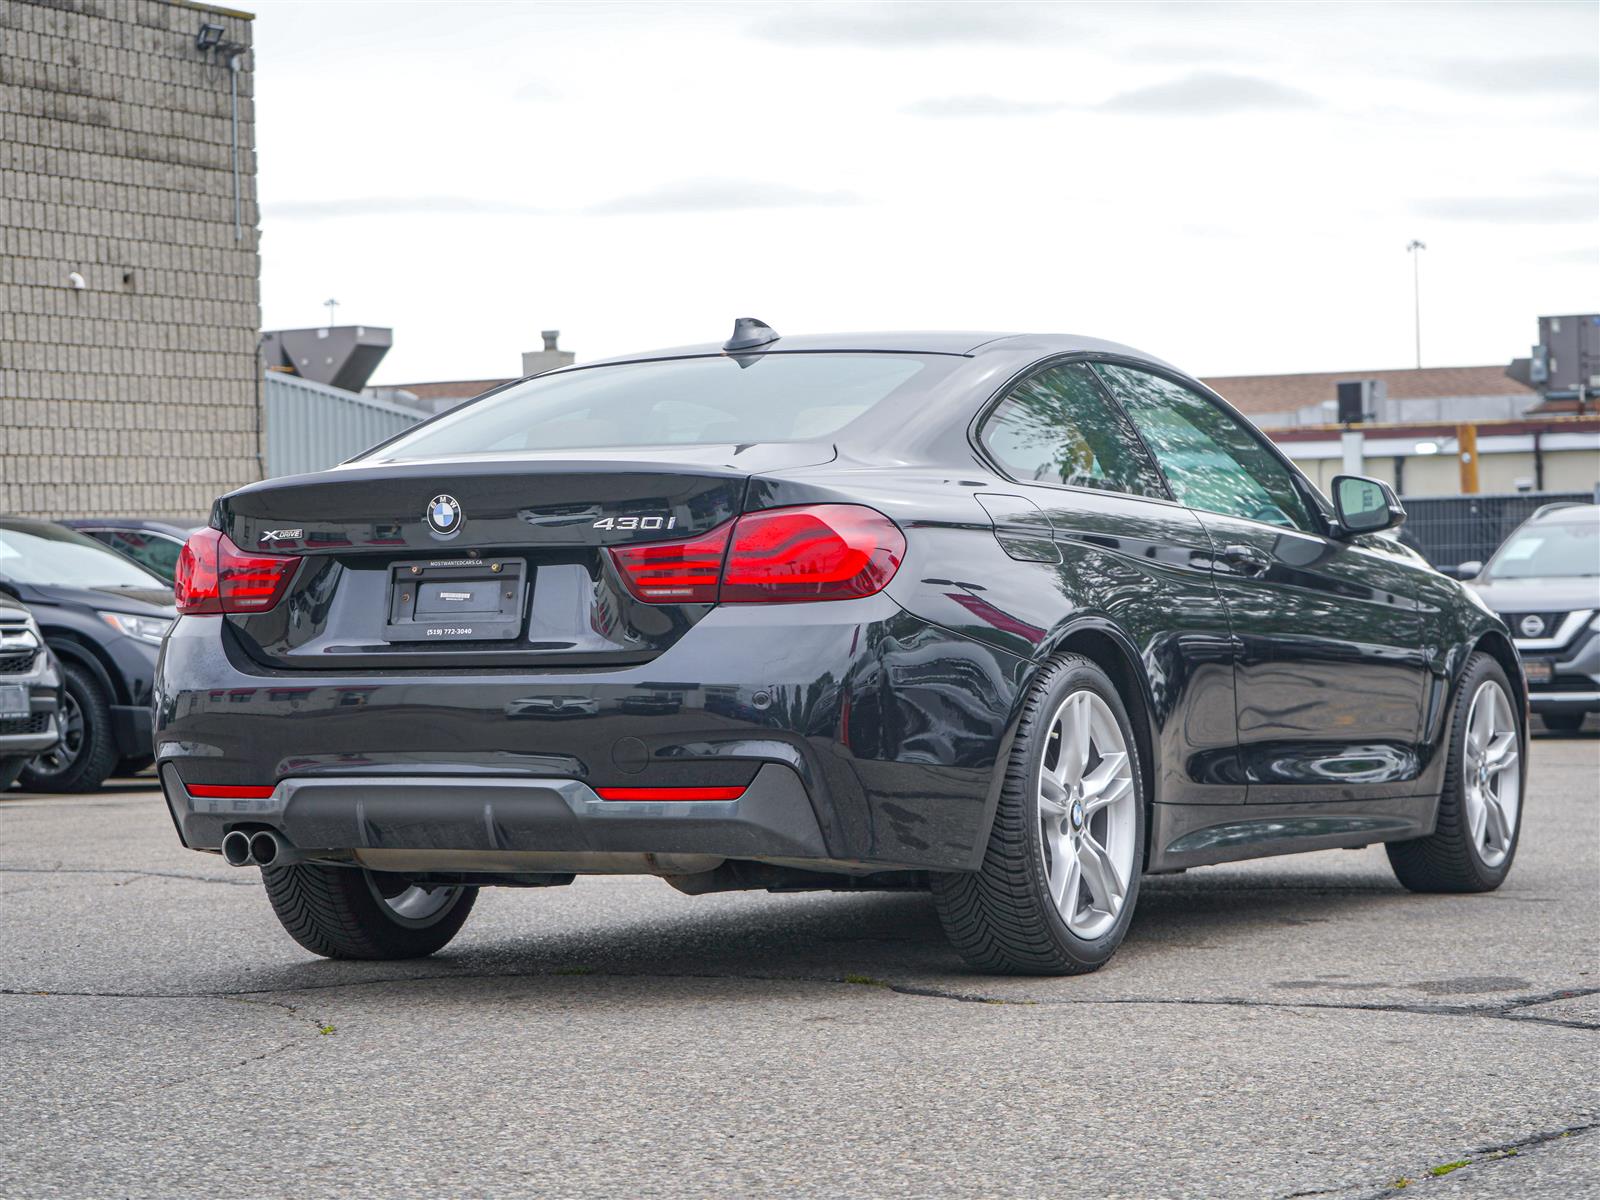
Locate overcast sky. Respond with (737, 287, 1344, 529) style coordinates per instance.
(245, 1, 1598, 385)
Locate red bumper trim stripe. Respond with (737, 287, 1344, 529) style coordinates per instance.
(188, 784, 276, 799)
(594, 786, 747, 802)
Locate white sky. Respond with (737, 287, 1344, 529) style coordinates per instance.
(244, 0, 1599, 385)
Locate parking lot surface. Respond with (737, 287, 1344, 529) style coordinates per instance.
(1, 735, 1595, 1199)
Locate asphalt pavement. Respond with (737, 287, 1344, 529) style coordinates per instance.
(1, 733, 1595, 1199)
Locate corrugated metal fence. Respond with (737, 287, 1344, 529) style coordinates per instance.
(263, 370, 421, 478)
(1400, 490, 1594, 569)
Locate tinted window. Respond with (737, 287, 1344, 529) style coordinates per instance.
(979, 363, 1168, 498)
(0, 521, 168, 588)
(95, 531, 185, 580)
(1095, 364, 1315, 532)
(374, 353, 955, 460)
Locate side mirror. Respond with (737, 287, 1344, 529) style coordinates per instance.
(1332, 474, 1405, 538)
(1453, 560, 1484, 580)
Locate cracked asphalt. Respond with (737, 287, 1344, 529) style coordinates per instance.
(1, 733, 1595, 1199)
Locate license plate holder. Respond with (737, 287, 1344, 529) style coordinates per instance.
(384, 557, 527, 642)
(0, 684, 27, 720)
(1522, 659, 1554, 685)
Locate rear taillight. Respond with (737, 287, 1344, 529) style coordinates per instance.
(608, 522, 732, 602)
(607, 504, 904, 605)
(721, 505, 905, 603)
(175, 528, 300, 615)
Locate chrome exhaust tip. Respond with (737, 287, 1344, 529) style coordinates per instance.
(248, 829, 286, 867)
(220, 829, 254, 867)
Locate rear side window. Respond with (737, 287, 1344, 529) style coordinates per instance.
(978, 362, 1168, 499)
(373, 353, 952, 460)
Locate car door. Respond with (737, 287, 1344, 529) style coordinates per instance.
(974, 359, 1244, 806)
(1093, 362, 1428, 803)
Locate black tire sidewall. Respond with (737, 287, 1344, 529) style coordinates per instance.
(1019, 659, 1146, 966)
(1539, 712, 1585, 734)
(20, 661, 117, 793)
(0, 758, 25, 792)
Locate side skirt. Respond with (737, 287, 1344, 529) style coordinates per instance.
(1145, 794, 1440, 874)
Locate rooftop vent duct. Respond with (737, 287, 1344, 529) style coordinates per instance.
(262, 325, 393, 394)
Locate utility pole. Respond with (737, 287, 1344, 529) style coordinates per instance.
(1457, 422, 1479, 495)
(1406, 240, 1425, 369)
(323, 298, 339, 328)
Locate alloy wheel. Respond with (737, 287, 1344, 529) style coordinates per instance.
(365, 871, 462, 925)
(1462, 679, 1520, 868)
(1037, 689, 1137, 940)
(30, 692, 82, 778)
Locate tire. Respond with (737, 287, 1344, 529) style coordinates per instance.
(19, 661, 118, 794)
(1540, 711, 1585, 735)
(0, 759, 26, 793)
(1387, 652, 1524, 893)
(261, 862, 478, 960)
(931, 654, 1146, 975)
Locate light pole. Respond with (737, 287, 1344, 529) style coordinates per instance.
(323, 298, 339, 328)
(1406, 240, 1426, 369)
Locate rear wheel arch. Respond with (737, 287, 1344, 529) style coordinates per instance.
(979, 618, 1157, 869)
(1051, 624, 1158, 867)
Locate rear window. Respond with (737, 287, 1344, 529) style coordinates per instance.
(372, 353, 950, 461)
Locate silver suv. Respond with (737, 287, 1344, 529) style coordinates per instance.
(1465, 503, 1600, 733)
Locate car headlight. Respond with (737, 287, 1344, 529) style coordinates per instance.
(98, 611, 173, 645)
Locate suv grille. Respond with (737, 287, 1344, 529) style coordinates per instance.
(0, 650, 36, 674)
(0, 714, 49, 736)
(1503, 611, 1571, 639)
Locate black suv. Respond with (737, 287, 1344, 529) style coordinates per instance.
(0, 519, 175, 792)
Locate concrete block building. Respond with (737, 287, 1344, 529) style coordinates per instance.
(0, 0, 260, 519)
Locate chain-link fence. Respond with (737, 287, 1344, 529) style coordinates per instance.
(1399, 490, 1594, 570)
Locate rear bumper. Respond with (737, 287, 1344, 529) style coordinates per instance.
(161, 761, 834, 868)
(154, 596, 1028, 872)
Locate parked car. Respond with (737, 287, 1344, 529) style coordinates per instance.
(155, 323, 1526, 973)
(1463, 502, 1600, 733)
(0, 519, 175, 791)
(62, 518, 201, 585)
(0, 598, 63, 792)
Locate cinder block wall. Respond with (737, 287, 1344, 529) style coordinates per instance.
(0, 0, 261, 520)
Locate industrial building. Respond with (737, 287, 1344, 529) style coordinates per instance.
(1, 0, 261, 519)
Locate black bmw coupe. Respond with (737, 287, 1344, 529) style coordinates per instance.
(155, 322, 1527, 974)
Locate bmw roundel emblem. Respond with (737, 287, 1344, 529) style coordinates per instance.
(1519, 614, 1545, 638)
(426, 494, 462, 536)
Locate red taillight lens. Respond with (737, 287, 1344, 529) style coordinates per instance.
(721, 505, 904, 603)
(607, 504, 904, 605)
(608, 521, 732, 603)
(175, 528, 299, 616)
(175, 527, 223, 614)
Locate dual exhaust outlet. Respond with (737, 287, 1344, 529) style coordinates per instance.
(220, 828, 297, 868)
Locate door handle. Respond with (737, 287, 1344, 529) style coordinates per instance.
(1220, 544, 1271, 576)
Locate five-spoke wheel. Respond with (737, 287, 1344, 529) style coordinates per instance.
(1037, 690, 1137, 941)
(1389, 651, 1524, 893)
(932, 654, 1145, 975)
(1461, 679, 1520, 869)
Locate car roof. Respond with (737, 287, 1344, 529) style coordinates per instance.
(573, 330, 1177, 372)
